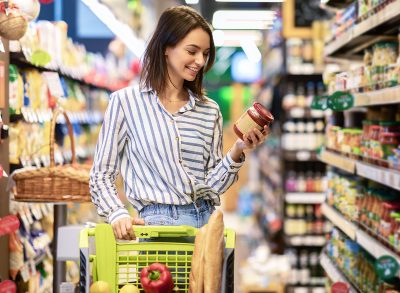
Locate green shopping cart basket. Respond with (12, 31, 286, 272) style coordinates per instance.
(79, 224, 235, 293)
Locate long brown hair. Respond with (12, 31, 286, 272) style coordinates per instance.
(140, 6, 215, 102)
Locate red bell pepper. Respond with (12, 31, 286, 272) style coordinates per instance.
(140, 263, 175, 293)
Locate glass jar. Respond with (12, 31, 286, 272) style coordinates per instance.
(233, 102, 274, 140)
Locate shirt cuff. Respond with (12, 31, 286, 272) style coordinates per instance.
(108, 207, 130, 224)
(225, 150, 245, 172)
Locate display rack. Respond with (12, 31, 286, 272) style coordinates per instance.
(323, 0, 354, 9)
(318, 149, 356, 173)
(320, 253, 359, 293)
(10, 52, 113, 92)
(319, 149, 400, 191)
(285, 192, 326, 204)
(0, 37, 10, 281)
(353, 85, 400, 107)
(324, 0, 400, 57)
(322, 203, 400, 277)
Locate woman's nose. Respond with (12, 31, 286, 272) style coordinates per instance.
(195, 53, 206, 66)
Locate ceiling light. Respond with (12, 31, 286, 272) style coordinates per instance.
(212, 10, 276, 30)
(185, 0, 199, 3)
(240, 39, 262, 63)
(81, 0, 145, 58)
(213, 30, 263, 47)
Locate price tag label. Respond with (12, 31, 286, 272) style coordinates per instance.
(375, 255, 399, 281)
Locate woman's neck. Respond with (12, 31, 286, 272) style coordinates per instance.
(160, 82, 188, 102)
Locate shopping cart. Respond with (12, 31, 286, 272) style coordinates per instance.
(79, 224, 235, 293)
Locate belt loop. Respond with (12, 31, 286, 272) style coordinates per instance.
(170, 204, 178, 220)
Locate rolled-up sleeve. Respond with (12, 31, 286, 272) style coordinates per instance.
(89, 92, 129, 224)
(205, 108, 245, 194)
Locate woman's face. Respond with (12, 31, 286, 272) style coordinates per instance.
(165, 27, 210, 84)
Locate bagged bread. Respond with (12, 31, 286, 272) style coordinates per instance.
(204, 210, 224, 293)
(189, 225, 207, 293)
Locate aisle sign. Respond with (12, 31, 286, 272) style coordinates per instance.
(332, 281, 349, 293)
(311, 95, 329, 110)
(329, 91, 354, 111)
(375, 255, 399, 280)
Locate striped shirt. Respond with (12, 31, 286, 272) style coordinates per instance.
(90, 85, 244, 224)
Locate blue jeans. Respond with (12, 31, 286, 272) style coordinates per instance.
(139, 198, 215, 228)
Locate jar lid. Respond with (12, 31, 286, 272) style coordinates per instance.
(248, 103, 274, 127)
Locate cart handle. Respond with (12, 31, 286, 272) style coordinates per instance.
(131, 225, 235, 248)
(79, 225, 235, 248)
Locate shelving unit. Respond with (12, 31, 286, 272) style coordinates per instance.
(318, 149, 356, 173)
(353, 85, 400, 107)
(319, 149, 400, 191)
(0, 37, 10, 281)
(324, 0, 400, 58)
(322, 203, 400, 276)
(286, 235, 326, 247)
(285, 193, 325, 204)
(10, 52, 113, 92)
(320, 253, 359, 293)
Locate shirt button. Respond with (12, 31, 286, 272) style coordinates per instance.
(187, 180, 191, 184)
(170, 119, 174, 123)
(175, 137, 179, 141)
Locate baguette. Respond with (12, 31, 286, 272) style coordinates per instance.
(189, 225, 207, 293)
(204, 210, 224, 293)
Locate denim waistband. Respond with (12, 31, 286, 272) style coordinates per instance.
(139, 198, 214, 219)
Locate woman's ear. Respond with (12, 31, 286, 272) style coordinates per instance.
(165, 47, 170, 56)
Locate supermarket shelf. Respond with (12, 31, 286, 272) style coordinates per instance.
(356, 161, 400, 191)
(321, 203, 356, 240)
(353, 85, 400, 107)
(323, 0, 353, 8)
(285, 193, 326, 204)
(322, 204, 400, 273)
(286, 235, 326, 247)
(320, 149, 400, 191)
(356, 228, 400, 261)
(287, 107, 325, 119)
(320, 253, 358, 293)
(283, 150, 319, 162)
(319, 149, 356, 173)
(324, 1, 400, 57)
(10, 52, 114, 92)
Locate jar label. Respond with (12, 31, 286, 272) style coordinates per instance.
(235, 112, 262, 134)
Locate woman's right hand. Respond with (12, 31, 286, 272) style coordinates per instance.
(112, 217, 145, 240)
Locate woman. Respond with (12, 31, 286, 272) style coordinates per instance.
(90, 5, 269, 240)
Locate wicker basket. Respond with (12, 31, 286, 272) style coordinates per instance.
(0, 11, 28, 41)
(13, 109, 91, 202)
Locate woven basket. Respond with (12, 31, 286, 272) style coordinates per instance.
(0, 11, 28, 40)
(13, 109, 91, 202)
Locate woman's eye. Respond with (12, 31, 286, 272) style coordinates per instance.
(187, 51, 195, 55)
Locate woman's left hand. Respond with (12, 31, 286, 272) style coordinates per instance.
(230, 125, 269, 162)
(238, 125, 269, 151)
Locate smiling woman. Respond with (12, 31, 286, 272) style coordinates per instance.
(89, 5, 271, 240)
